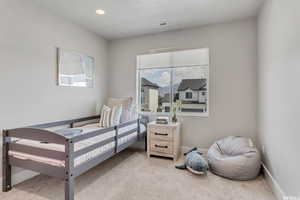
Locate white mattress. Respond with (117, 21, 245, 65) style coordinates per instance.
(9, 123, 146, 167)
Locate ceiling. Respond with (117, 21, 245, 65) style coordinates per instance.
(31, 0, 264, 40)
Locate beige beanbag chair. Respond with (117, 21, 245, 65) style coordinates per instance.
(207, 136, 261, 180)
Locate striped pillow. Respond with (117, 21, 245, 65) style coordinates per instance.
(110, 104, 122, 126)
(99, 105, 111, 128)
(107, 97, 133, 123)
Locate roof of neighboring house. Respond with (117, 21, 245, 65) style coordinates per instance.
(177, 79, 207, 91)
(141, 78, 159, 89)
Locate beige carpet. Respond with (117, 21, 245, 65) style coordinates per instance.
(0, 149, 276, 200)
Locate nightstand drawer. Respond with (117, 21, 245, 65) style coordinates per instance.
(150, 140, 173, 154)
(149, 127, 173, 141)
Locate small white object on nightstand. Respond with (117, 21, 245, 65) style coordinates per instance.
(147, 121, 181, 161)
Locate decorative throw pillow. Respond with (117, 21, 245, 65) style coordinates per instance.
(118, 103, 138, 122)
(99, 105, 111, 128)
(107, 97, 133, 123)
(129, 104, 138, 121)
(110, 104, 122, 126)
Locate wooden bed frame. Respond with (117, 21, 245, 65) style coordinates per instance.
(2, 115, 148, 200)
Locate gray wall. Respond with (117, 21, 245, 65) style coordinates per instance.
(0, 0, 108, 179)
(257, 0, 300, 196)
(108, 18, 258, 148)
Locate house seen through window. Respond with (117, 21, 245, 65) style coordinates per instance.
(137, 48, 209, 115)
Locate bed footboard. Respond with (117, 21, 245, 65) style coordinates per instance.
(3, 128, 75, 199)
(2, 127, 71, 192)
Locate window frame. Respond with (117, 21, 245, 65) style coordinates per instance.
(185, 92, 193, 99)
(136, 48, 210, 118)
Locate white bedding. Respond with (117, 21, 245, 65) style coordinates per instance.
(9, 123, 146, 167)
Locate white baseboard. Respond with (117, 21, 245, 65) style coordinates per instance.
(261, 163, 286, 200)
(0, 170, 39, 189)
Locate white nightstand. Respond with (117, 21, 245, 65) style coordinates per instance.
(147, 121, 181, 161)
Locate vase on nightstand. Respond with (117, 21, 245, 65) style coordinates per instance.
(172, 100, 182, 123)
(172, 113, 177, 123)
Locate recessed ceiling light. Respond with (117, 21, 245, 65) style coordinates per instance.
(96, 9, 105, 15)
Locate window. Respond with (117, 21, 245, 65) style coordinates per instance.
(137, 48, 209, 116)
(185, 92, 193, 99)
(139, 68, 171, 112)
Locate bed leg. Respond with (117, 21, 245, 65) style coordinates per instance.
(65, 139, 74, 200)
(2, 130, 12, 192)
(65, 176, 74, 200)
(145, 135, 147, 151)
(137, 119, 140, 141)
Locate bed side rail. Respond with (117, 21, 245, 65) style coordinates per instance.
(72, 126, 115, 143)
(29, 115, 100, 129)
(72, 119, 139, 177)
(118, 119, 138, 128)
(72, 119, 139, 158)
(72, 119, 138, 143)
(116, 119, 139, 152)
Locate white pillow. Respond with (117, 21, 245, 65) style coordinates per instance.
(110, 104, 122, 126)
(99, 105, 111, 128)
(129, 104, 138, 121)
(107, 97, 133, 123)
(124, 104, 137, 122)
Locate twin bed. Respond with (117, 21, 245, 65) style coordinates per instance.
(2, 115, 147, 200)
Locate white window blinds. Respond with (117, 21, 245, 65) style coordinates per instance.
(137, 48, 209, 69)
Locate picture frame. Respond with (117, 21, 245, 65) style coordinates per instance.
(57, 48, 95, 88)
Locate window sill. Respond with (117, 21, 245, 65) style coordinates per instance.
(177, 112, 209, 118)
(139, 112, 170, 117)
(139, 112, 209, 118)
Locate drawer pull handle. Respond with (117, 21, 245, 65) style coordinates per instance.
(155, 145, 168, 149)
(154, 132, 168, 136)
